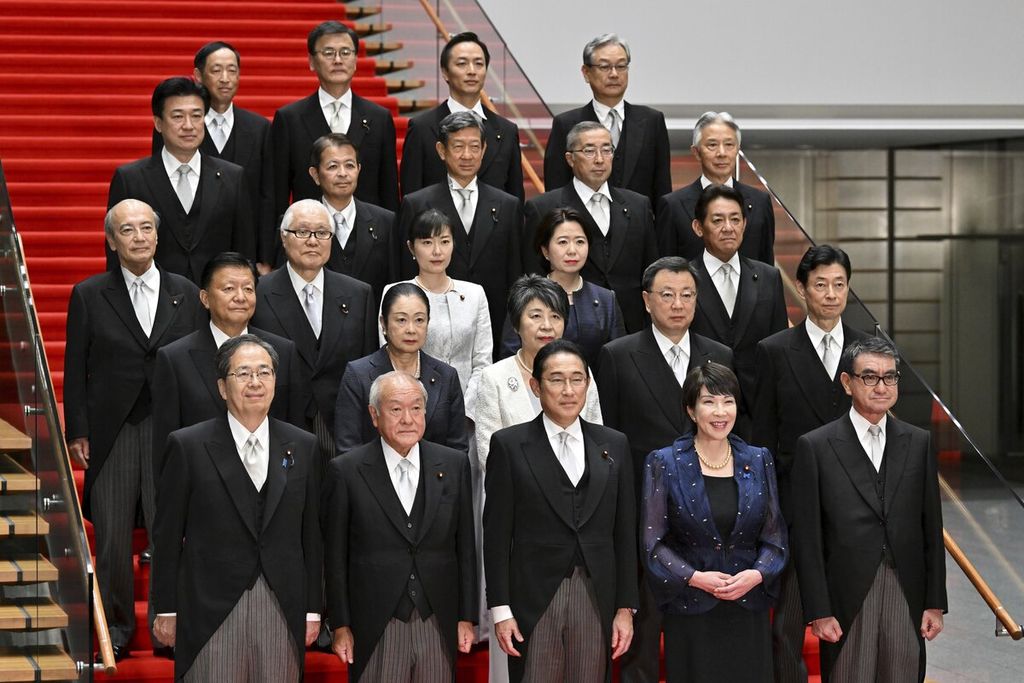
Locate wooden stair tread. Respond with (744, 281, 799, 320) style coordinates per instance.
(0, 599, 69, 630)
(0, 514, 50, 537)
(385, 78, 426, 93)
(0, 556, 58, 584)
(0, 421, 30, 452)
(398, 99, 437, 114)
(0, 646, 77, 681)
(0, 455, 38, 494)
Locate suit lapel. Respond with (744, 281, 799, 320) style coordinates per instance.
(618, 101, 643, 187)
(100, 272, 150, 349)
(140, 157, 188, 251)
(420, 354, 443, 425)
(577, 423, 611, 527)
(415, 446, 445, 544)
(189, 329, 224, 407)
(606, 188, 630, 267)
(317, 272, 352, 367)
(358, 441, 415, 541)
(300, 93, 331, 144)
(227, 114, 253, 167)
(349, 200, 385, 280)
(148, 268, 189, 348)
(435, 186, 471, 270)
(829, 416, 883, 519)
(785, 323, 836, 424)
(204, 423, 259, 539)
(882, 419, 910, 516)
(194, 154, 222, 247)
(345, 95, 371, 148)
(479, 108, 504, 178)
(727, 443, 756, 542)
(730, 257, 760, 343)
(468, 184, 497, 267)
(520, 418, 576, 530)
(564, 186, 607, 273)
(264, 270, 318, 370)
(261, 421, 290, 532)
(693, 261, 730, 342)
(632, 329, 685, 434)
(672, 437, 719, 538)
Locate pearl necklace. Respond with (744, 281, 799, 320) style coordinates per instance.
(414, 275, 453, 295)
(695, 442, 732, 470)
(514, 350, 532, 374)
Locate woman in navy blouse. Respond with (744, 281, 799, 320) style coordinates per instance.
(642, 362, 787, 682)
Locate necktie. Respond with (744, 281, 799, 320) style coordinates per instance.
(396, 458, 415, 514)
(821, 333, 837, 379)
(302, 283, 321, 338)
(329, 100, 346, 133)
(867, 424, 883, 472)
(669, 344, 687, 387)
(130, 277, 152, 336)
(175, 164, 193, 213)
(589, 193, 609, 235)
(209, 115, 227, 152)
(242, 434, 266, 489)
(334, 212, 352, 249)
(718, 263, 736, 317)
(455, 187, 474, 233)
(608, 109, 621, 147)
(557, 431, 581, 486)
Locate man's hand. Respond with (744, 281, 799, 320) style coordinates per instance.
(610, 608, 633, 659)
(688, 570, 733, 595)
(457, 620, 475, 653)
(153, 615, 176, 647)
(715, 569, 763, 601)
(810, 616, 843, 643)
(495, 617, 524, 657)
(921, 609, 944, 641)
(69, 437, 90, 469)
(331, 626, 354, 664)
(305, 619, 321, 647)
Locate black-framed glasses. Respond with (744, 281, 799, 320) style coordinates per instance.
(852, 372, 900, 386)
(314, 47, 355, 60)
(283, 228, 333, 241)
(588, 63, 630, 74)
(569, 144, 615, 159)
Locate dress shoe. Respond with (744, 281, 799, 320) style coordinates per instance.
(96, 644, 129, 663)
(152, 645, 174, 659)
(139, 548, 153, 564)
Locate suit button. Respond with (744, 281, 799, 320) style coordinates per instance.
(714, 544, 722, 551)
(410, 590, 417, 597)
(410, 574, 416, 581)
(407, 522, 413, 529)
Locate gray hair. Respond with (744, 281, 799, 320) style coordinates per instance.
(438, 110, 485, 145)
(692, 111, 742, 148)
(841, 336, 899, 372)
(507, 274, 569, 333)
(215, 334, 280, 380)
(368, 371, 428, 411)
(281, 198, 333, 235)
(565, 120, 608, 153)
(104, 199, 160, 239)
(582, 33, 631, 66)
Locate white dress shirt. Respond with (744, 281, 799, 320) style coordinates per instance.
(448, 174, 479, 231)
(323, 195, 357, 249)
(805, 317, 845, 378)
(651, 326, 691, 387)
(381, 439, 421, 509)
(573, 177, 613, 235)
(700, 174, 734, 189)
(703, 249, 741, 313)
(286, 261, 324, 325)
(591, 98, 625, 133)
(210, 322, 248, 349)
(121, 263, 160, 334)
(161, 147, 201, 196)
(446, 96, 487, 121)
(319, 87, 353, 133)
(206, 104, 234, 152)
(849, 408, 887, 470)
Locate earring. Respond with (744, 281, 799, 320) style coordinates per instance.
(411, 255, 416, 261)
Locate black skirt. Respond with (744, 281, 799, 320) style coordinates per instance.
(662, 600, 772, 683)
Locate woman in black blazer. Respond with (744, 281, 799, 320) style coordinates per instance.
(642, 362, 787, 682)
(333, 282, 467, 456)
(502, 207, 625, 369)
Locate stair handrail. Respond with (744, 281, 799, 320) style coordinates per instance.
(415, 0, 545, 193)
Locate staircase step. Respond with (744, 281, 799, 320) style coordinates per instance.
(0, 513, 49, 538)
(0, 453, 39, 493)
(0, 18, 389, 40)
(0, 597, 68, 630)
(0, 420, 31, 452)
(0, 0, 350, 20)
(0, 54, 398, 78)
(0, 646, 77, 681)
(0, 555, 59, 584)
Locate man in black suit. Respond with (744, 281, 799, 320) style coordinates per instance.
(687, 184, 787, 427)
(64, 199, 203, 660)
(485, 340, 637, 683)
(152, 252, 309, 477)
(543, 34, 670, 209)
(526, 121, 658, 333)
(396, 111, 522, 354)
(108, 77, 255, 283)
(657, 111, 776, 265)
(400, 32, 523, 201)
(153, 335, 322, 681)
(272, 21, 399, 216)
(324, 371, 476, 681)
(251, 199, 377, 461)
(792, 337, 946, 682)
(307, 133, 395, 307)
(752, 244, 871, 683)
(152, 42, 275, 272)
(596, 256, 732, 683)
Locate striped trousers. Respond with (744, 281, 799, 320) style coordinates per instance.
(183, 575, 300, 682)
(360, 611, 452, 682)
(829, 562, 920, 683)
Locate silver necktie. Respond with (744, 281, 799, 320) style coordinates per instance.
(589, 193, 609, 235)
(867, 424, 883, 472)
(175, 164, 194, 213)
(557, 431, 581, 486)
(130, 277, 153, 336)
(334, 212, 352, 249)
(718, 263, 736, 317)
(242, 434, 266, 489)
(302, 283, 321, 338)
(329, 100, 345, 133)
(669, 344, 687, 387)
(608, 108, 621, 147)
(396, 458, 415, 514)
(821, 333, 837, 379)
(210, 115, 227, 152)
(456, 187, 474, 233)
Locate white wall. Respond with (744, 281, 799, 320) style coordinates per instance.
(478, 0, 1024, 116)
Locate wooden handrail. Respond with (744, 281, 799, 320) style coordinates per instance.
(415, 0, 545, 194)
(944, 529, 1023, 640)
(93, 581, 118, 673)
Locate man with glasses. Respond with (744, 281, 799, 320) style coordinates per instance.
(751, 244, 870, 683)
(251, 199, 377, 464)
(525, 120, 657, 333)
(596, 256, 733, 683)
(792, 336, 946, 683)
(543, 34, 670, 210)
(152, 334, 323, 682)
(485, 339, 637, 683)
(272, 21, 399, 217)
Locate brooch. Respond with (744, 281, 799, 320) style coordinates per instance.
(507, 377, 519, 392)
(741, 464, 752, 479)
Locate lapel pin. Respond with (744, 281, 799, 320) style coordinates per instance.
(429, 376, 436, 384)
(748, 204, 753, 210)
(491, 207, 498, 223)
(437, 471, 444, 479)
(341, 303, 349, 314)
(507, 377, 519, 392)
(368, 224, 378, 240)
(496, 132, 502, 141)
(459, 294, 465, 301)
(603, 450, 615, 464)
(172, 298, 179, 306)
(282, 449, 294, 469)
(593, 299, 600, 307)
(741, 464, 752, 479)
(752, 273, 759, 281)
(361, 119, 369, 130)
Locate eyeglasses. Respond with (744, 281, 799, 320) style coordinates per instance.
(569, 145, 615, 159)
(588, 63, 630, 74)
(542, 376, 588, 389)
(283, 228, 333, 241)
(227, 367, 276, 384)
(648, 290, 697, 305)
(314, 47, 355, 60)
(851, 372, 900, 386)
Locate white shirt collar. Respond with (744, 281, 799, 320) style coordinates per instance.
(285, 261, 325, 296)
(226, 412, 270, 456)
(700, 174, 734, 189)
(120, 262, 158, 289)
(381, 438, 421, 474)
(572, 177, 611, 205)
(591, 98, 625, 123)
(318, 87, 353, 110)
(448, 174, 479, 192)
(702, 249, 741, 279)
(542, 414, 583, 442)
(322, 195, 357, 223)
(161, 147, 201, 179)
(805, 317, 844, 352)
(210, 321, 248, 349)
(651, 325, 691, 360)
(848, 407, 887, 440)
(206, 103, 234, 129)
(446, 96, 487, 120)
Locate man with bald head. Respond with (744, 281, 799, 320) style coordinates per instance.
(323, 371, 477, 682)
(64, 199, 204, 659)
